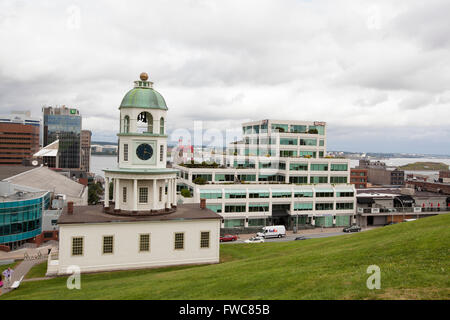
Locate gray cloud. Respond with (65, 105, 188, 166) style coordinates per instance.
(0, 0, 449, 154)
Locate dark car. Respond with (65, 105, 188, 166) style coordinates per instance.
(294, 236, 309, 241)
(220, 234, 238, 242)
(343, 225, 361, 233)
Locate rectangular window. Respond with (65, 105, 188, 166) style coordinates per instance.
(331, 164, 348, 171)
(123, 187, 127, 203)
(289, 176, 308, 184)
(139, 234, 150, 252)
(310, 164, 328, 171)
(139, 187, 148, 203)
(224, 204, 246, 213)
(200, 231, 210, 248)
(280, 138, 297, 145)
(160, 145, 164, 162)
(330, 176, 348, 183)
(336, 203, 354, 210)
(293, 203, 314, 211)
(72, 237, 83, 256)
(102, 235, 114, 254)
(336, 192, 354, 197)
(174, 232, 184, 250)
(159, 187, 162, 201)
(300, 138, 317, 146)
(123, 144, 128, 161)
(224, 219, 245, 228)
(290, 163, 308, 171)
(310, 176, 328, 184)
(315, 203, 334, 210)
(316, 191, 334, 197)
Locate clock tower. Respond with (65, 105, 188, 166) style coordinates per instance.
(103, 73, 178, 214)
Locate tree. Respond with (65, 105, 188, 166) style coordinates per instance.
(88, 181, 104, 205)
(180, 188, 192, 198)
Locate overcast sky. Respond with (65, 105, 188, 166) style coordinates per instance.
(1, 0, 449, 155)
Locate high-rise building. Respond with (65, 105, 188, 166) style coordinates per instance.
(81, 130, 92, 172)
(0, 111, 40, 165)
(43, 106, 82, 169)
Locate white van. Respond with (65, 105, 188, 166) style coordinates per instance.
(257, 225, 286, 239)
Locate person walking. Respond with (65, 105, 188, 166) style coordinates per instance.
(7, 268, 13, 286)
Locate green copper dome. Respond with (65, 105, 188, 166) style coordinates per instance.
(119, 73, 168, 110)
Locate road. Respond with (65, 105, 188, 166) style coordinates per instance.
(221, 229, 367, 244)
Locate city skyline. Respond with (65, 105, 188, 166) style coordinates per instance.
(0, 0, 449, 154)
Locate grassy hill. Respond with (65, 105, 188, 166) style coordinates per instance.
(2, 214, 449, 300)
(398, 161, 449, 171)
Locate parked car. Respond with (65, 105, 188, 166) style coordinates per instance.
(343, 225, 361, 233)
(220, 234, 238, 242)
(294, 236, 309, 241)
(244, 236, 265, 243)
(256, 225, 286, 239)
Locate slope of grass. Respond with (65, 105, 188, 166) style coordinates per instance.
(24, 261, 48, 279)
(2, 214, 449, 300)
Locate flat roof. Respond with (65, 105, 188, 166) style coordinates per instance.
(0, 166, 36, 181)
(58, 203, 222, 225)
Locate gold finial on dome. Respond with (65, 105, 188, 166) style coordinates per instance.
(140, 72, 149, 81)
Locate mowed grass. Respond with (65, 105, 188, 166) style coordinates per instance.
(2, 214, 449, 300)
(24, 261, 48, 280)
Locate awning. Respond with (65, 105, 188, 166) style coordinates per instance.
(394, 195, 415, 204)
(224, 189, 247, 194)
(314, 188, 334, 193)
(247, 189, 271, 193)
(271, 189, 292, 193)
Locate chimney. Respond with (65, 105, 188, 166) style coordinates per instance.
(200, 198, 206, 210)
(67, 201, 74, 215)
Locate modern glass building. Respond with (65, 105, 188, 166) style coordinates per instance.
(0, 183, 50, 249)
(43, 106, 82, 169)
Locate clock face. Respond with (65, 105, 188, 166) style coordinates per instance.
(136, 143, 153, 160)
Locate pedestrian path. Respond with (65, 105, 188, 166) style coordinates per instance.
(0, 257, 47, 296)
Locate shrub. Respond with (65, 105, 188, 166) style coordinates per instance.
(180, 188, 192, 198)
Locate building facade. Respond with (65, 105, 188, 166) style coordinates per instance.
(350, 168, 368, 189)
(174, 119, 356, 230)
(0, 181, 51, 249)
(0, 122, 40, 165)
(43, 106, 82, 169)
(81, 130, 92, 172)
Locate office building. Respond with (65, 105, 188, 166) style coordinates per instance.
(81, 130, 92, 172)
(43, 106, 82, 169)
(174, 119, 356, 229)
(358, 160, 404, 186)
(0, 111, 41, 166)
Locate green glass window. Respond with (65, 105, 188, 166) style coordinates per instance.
(310, 163, 328, 171)
(315, 203, 334, 210)
(310, 176, 328, 184)
(330, 176, 348, 183)
(293, 203, 313, 211)
(331, 164, 348, 171)
(319, 140, 324, 146)
(248, 218, 266, 227)
(237, 174, 256, 181)
(271, 191, 292, 198)
(280, 138, 297, 145)
(336, 203, 354, 210)
(289, 176, 308, 184)
(248, 203, 269, 212)
(224, 219, 245, 228)
(290, 163, 308, 171)
(290, 125, 307, 133)
(225, 190, 247, 199)
(271, 124, 289, 132)
(248, 191, 270, 198)
(316, 191, 334, 197)
(299, 151, 316, 158)
(280, 150, 297, 157)
(294, 191, 313, 197)
(308, 125, 325, 135)
(300, 139, 317, 146)
(224, 205, 246, 213)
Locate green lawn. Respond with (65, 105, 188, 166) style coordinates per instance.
(1, 214, 449, 300)
(24, 261, 48, 280)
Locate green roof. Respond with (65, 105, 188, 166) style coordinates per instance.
(120, 87, 168, 110)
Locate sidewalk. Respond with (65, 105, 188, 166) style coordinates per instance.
(0, 257, 47, 296)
